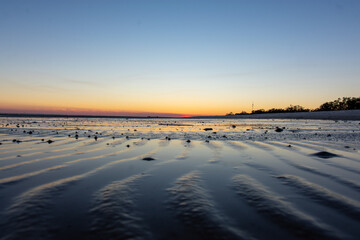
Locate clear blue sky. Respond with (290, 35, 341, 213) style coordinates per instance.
(1, 0, 359, 116)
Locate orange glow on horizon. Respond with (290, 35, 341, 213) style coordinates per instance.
(0, 104, 213, 117)
(0, 100, 325, 117)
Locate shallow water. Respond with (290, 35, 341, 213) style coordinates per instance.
(0, 117, 359, 239)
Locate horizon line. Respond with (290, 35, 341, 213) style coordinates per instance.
(0, 112, 207, 118)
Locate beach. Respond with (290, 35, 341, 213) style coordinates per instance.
(0, 116, 359, 239)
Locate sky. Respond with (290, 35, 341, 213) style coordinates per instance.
(0, 0, 359, 117)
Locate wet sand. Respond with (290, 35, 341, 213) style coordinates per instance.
(0, 117, 359, 239)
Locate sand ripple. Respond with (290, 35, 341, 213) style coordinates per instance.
(90, 174, 152, 240)
(232, 174, 342, 240)
(167, 171, 251, 240)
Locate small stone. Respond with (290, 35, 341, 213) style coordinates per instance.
(275, 127, 283, 132)
(142, 157, 155, 161)
(312, 151, 338, 159)
(186, 140, 191, 143)
(47, 140, 54, 144)
(203, 128, 213, 131)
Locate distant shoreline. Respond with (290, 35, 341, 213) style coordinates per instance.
(196, 109, 360, 121)
(1, 109, 360, 120)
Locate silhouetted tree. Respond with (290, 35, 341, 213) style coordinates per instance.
(252, 109, 266, 114)
(235, 111, 249, 115)
(226, 97, 359, 116)
(317, 97, 360, 111)
(251, 105, 309, 114)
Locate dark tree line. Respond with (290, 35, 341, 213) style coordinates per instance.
(316, 97, 360, 111)
(252, 105, 310, 114)
(226, 97, 360, 115)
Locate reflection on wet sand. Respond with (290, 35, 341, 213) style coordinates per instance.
(0, 117, 359, 239)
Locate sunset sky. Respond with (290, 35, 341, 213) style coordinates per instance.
(1, 0, 359, 117)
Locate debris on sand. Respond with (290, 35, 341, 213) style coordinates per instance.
(203, 128, 213, 131)
(311, 151, 339, 159)
(275, 127, 283, 132)
(142, 157, 155, 161)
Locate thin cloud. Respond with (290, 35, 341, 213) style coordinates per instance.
(69, 80, 103, 87)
